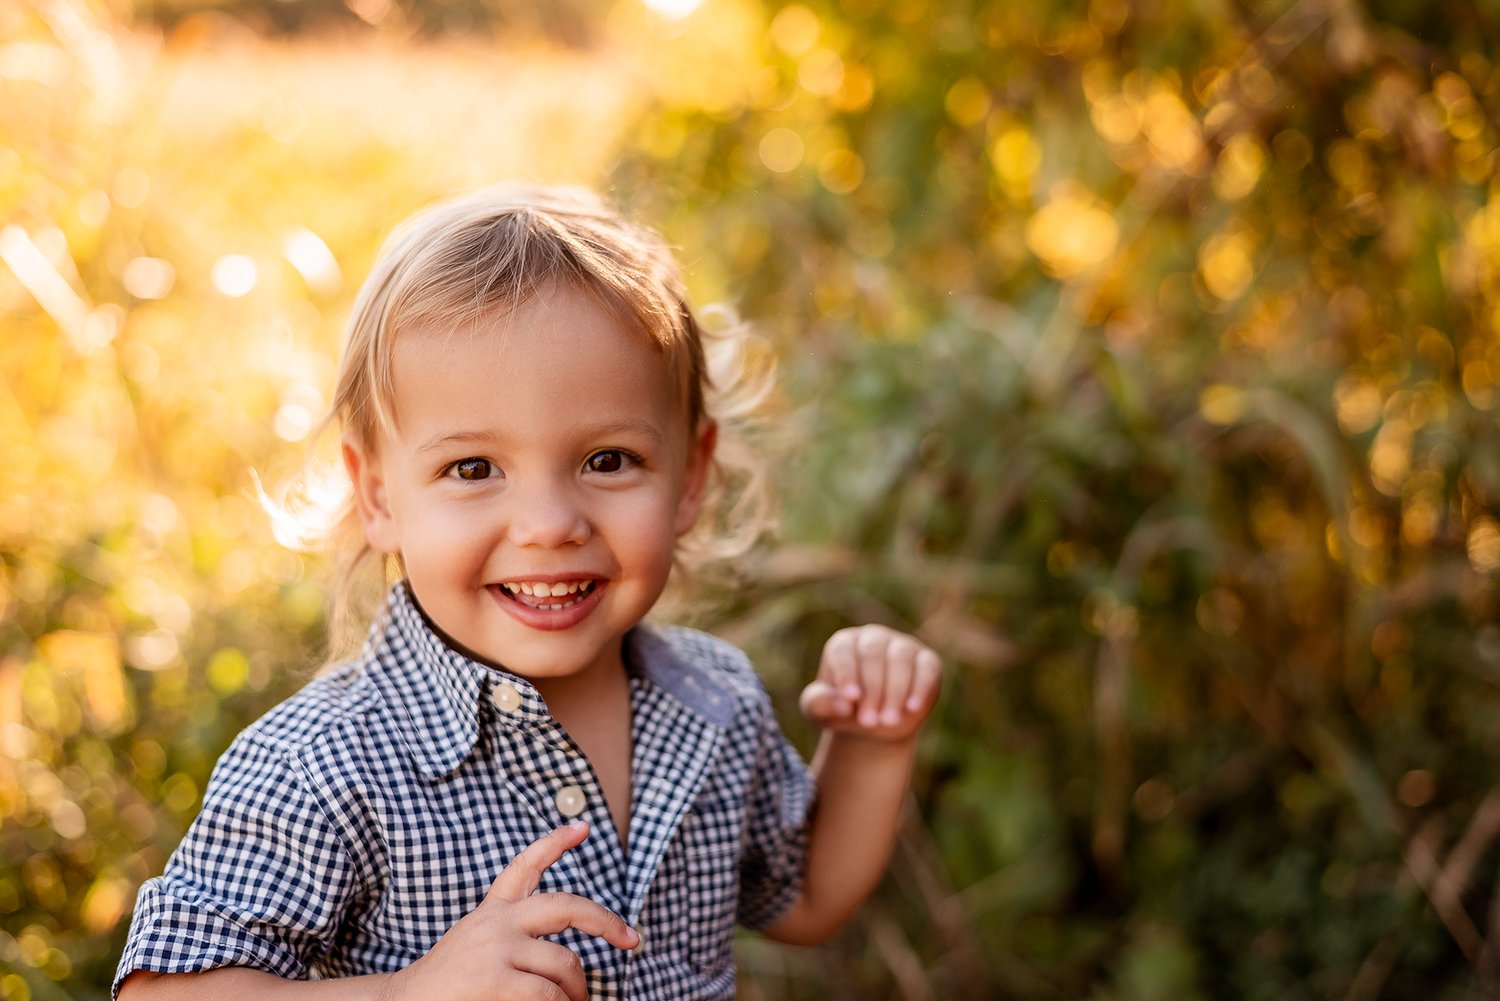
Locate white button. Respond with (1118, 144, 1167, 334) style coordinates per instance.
(554, 785, 586, 818)
(631, 924, 646, 954)
(490, 683, 521, 712)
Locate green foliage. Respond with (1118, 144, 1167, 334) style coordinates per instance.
(3, 0, 1500, 997)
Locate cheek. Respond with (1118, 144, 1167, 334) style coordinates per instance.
(610, 493, 684, 562)
(390, 494, 490, 556)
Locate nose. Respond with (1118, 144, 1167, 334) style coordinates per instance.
(506, 475, 590, 549)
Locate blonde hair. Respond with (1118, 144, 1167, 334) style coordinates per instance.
(270, 184, 775, 661)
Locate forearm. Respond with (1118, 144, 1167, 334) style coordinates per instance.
(763, 731, 915, 945)
(118, 968, 397, 1001)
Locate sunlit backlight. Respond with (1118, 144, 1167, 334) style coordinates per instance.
(254, 466, 349, 552)
(642, 0, 704, 19)
(0, 224, 88, 334)
(211, 255, 258, 298)
(283, 228, 342, 295)
(0, 42, 70, 86)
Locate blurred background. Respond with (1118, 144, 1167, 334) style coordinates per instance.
(3, 0, 1500, 997)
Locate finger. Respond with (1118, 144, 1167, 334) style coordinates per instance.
(799, 679, 853, 723)
(821, 628, 865, 701)
(518, 893, 640, 951)
(487, 822, 590, 904)
(906, 647, 943, 712)
(878, 637, 919, 726)
(512, 939, 589, 1001)
(854, 628, 891, 729)
(496, 969, 574, 1001)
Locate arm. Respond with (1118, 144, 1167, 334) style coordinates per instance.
(118, 823, 637, 1001)
(119, 968, 396, 1001)
(761, 626, 941, 946)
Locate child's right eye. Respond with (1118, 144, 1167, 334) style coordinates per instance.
(447, 458, 495, 481)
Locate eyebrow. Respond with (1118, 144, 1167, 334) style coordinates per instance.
(415, 420, 664, 455)
(416, 431, 495, 455)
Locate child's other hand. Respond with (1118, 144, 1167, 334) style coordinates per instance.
(799, 625, 941, 742)
(388, 821, 637, 1001)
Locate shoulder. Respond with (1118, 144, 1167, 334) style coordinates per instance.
(212, 660, 385, 788)
(644, 620, 763, 677)
(237, 661, 379, 753)
(632, 622, 776, 720)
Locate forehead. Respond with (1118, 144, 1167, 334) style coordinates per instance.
(381, 284, 687, 437)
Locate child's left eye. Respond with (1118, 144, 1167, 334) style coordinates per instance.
(447, 458, 495, 480)
(585, 449, 634, 474)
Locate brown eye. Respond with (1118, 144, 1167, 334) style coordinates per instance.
(450, 459, 493, 480)
(586, 450, 625, 473)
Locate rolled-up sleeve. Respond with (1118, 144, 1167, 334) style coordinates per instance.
(735, 697, 816, 931)
(114, 730, 359, 997)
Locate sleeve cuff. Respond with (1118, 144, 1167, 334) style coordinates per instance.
(112, 879, 309, 999)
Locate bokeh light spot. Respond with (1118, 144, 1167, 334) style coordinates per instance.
(122, 257, 176, 300)
(769, 4, 819, 56)
(1198, 385, 1245, 425)
(1213, 134, 1266, 200)
(1198, 230, 1256, 301)
(818, 148, 864, 194)
(945, 76, 991, 126)
(797, 47, 844, 96)
(211, 255, 258, 298)
(1025, 186, 1119, 278)
(759, 127, 805, 173)
(989, 126, 1041, 192)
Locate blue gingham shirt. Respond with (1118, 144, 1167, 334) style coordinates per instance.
(115, 584, 815, 999)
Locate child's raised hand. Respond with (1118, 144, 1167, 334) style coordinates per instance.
(799, 625, 941, 742)
(387, 821, 637, 1001)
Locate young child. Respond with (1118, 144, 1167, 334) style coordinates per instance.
(114, 185, 941, 1001)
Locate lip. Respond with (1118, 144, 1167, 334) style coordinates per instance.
(486, 578, 607, 632)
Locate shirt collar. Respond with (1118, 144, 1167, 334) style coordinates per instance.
(365, 584, 735, 780)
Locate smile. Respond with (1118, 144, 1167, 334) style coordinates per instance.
(497, 579, 598, 611)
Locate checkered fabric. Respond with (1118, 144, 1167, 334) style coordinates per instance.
(115, 583, 815, 999)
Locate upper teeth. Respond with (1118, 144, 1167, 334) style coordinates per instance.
(506, 581, 588, 597)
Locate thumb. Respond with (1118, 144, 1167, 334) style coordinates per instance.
(799, 680, 854, 724)
(486, 821, 589, 905)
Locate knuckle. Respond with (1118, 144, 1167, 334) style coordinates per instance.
(888, 635, 920, 659)
(829, 627, 858, 647)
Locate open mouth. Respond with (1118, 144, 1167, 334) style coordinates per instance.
(496, 579, 598, 611)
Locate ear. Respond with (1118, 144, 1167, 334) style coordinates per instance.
(342, 435, 401, 554)
(674, 418, 718, 537)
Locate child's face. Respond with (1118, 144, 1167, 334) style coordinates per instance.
(344, 282, 714, 687)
